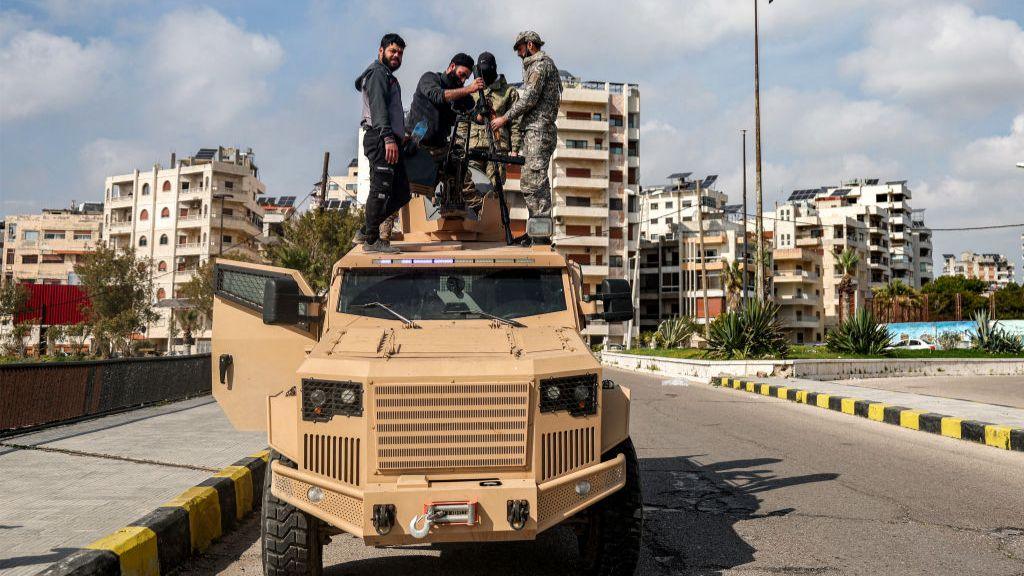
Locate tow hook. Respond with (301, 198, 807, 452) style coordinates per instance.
(409, 502, 477, 539)
(372, 504, 396, 535)
(507, 499, 529, 530)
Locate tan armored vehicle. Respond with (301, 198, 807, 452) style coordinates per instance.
(211, 120, 641, 575)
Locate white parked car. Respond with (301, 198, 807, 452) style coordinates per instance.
(886, 338, 935, 351)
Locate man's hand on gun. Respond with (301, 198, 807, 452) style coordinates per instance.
(490, 115, 509, 131)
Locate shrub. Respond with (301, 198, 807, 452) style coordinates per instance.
(706, 300, 788, 359)
(970, 310, 1023, 353)
(825, 310, 892, 355)
(654, 316, 697, 349)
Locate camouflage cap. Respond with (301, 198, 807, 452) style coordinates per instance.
(513, 30, 544, 50)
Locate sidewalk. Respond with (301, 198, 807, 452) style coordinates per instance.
(715, 375, 1024, 452)
(0, 397, 266, 576)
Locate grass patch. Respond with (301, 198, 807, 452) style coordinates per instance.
(624, 346, 1024, 360)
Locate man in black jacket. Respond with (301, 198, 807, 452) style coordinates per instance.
(354, 33, 408, 253)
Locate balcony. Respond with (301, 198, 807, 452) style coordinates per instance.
(108, 195, 134, 207)
(777, 294, 820, 306)
(627, 127, 640, 140)
(554, 146, 607, 161)
(773, 248, 815, 261)
(868, 258, 889, 268)
(552, 175, 608, 189)
(107, 220, 133, 233)
(555, 117, 608, 133)
(627, 155, 640, 168)
(553, 203, 608, 219)
(174, 268, 199, 283)
(560, 87, 608, 103)
(581, 264, 610, 277)
(796, 236, 822, 247)
(774, 271, 819, 283)
(779, 317, 821, 329)
(175, 242, 207, 256)
(555, 234, 609, 248)
(214, 215, 261, 232)
(177, 214, 205, 228)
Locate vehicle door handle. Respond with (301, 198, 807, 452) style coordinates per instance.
(219, 354, 233, 387)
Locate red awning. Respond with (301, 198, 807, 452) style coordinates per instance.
(14, 283, 90, 325)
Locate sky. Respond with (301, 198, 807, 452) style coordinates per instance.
(1, 0, 1022, 274)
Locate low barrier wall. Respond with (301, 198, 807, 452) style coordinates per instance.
(601, 352, 1024, 381)
(0, 354, 211, 435)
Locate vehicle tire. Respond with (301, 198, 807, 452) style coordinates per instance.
(576, 437, 643, 576)
(262, 450, 324, 576)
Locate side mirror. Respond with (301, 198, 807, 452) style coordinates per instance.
(263, 277, 301, 325)
(584, 278, 634, 323)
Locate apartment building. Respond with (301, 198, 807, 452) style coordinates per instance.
(635, 175, 754, 331)
(101, 147, 266, 350)
(500, 72, 641, 345)
(320, 158, 360, 209)
(258, 196, 298, 241)
(2, 204, 104, 286)
(942, 251, 1015, 290)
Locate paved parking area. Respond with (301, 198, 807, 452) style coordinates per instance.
(833, 375, 1024, 409)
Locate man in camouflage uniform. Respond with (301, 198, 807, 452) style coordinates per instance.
(461, 52, 522, 198)
(491, 31, 561, 234)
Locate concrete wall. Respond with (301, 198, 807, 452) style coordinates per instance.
(601, 351, 1024, 381)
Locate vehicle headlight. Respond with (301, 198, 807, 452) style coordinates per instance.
(539, 374, 598, 416)
(301, 379, 363, 421)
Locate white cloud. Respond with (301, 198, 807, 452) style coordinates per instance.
(0, 28, 116, 121)
(78, 138, 162, 193)
(842, 4, 1024, 109)
(142, 8, 284, 131)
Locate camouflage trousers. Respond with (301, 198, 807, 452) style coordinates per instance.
(379, 212, 399, 240)
(520, 127, 556, 218)
(460, 158, 505, 207)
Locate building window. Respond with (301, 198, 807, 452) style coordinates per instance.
(23, 230, 39, 241)
(161, 207, 170, 218)
(74, 232, 92, 240)
(665, 201, 673, 209)
(610, 143, 624, 155)
(628, 113, 639, 129)
(565, 139, 588, 149)
(609, 170, 623, 183)
(139, 236, 147, 247)
(222, 235, 233, 244)
(609, 198, 623, 211)
(651, 218, 659, 224)
(21, 255, 38, 264)
(159, 234, 168, 245)
(158, 261, 167, 272)
(156, 288, 166, 300)
(224, 181, 234, 189)
(142, 183, 150, 196)
(591, 112, 603, 121)
(140, 209, 149, 221)
(43, 231, 65, 240)
(162, 180, 171, 192)
(610, 255, 624, 267)
(181, 181, 190, 191)
(609, 114, 624, 127)
(665, 218, 673, 225)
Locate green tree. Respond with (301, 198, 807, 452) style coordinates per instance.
(75, 244, 158, 357)
(922, 275, 988, 320)
(871, 279, 922, 322)
(991, 283, 1024, 320)
(0, 283, 31, 358)
(834, 248, 860, 322)
(266, 207, 364, 293)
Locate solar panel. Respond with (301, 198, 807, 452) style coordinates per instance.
(195, 148, 217, 160)
(723, 204, 742, 213)
(257, 197, 270, 205)
(667, 172, 691, 180)
(701, 175, 718, 188)
(325, 199, 340, 209)
(831, 188, 852, 197)
(277, 196, 296, 207)
(865, 179, 879, 185)
(787, 189, 818, 201)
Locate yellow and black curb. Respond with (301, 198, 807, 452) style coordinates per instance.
(36, 450, 270, 576)
(713, 377, 1024, 453)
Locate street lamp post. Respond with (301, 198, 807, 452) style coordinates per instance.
(753, 0, 771, 301)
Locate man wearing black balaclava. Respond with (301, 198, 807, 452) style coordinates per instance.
(462, 51, 522, 202)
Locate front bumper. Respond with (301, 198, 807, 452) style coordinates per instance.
(270, 454, 626, 545)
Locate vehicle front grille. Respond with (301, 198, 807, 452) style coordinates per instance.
(302, 433, 361, 487)
(540, 425, 597, 481)
(373, 382, 530, 472)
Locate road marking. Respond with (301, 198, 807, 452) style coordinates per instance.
(940, 417, 962, 439)
(87, 525, 159, 576)
(984, 425, 1012, 449)
(840, 398, 858, 415)
(900, 410, 922, 430)
(165, 486, 222, 551)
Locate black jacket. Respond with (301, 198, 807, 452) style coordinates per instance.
(355, 60, 404, 141)
(406, 71, 473, 148)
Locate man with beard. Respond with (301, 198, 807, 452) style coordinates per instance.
(400, 53, 484, 218)
(354, 33, 408, 253)
(490, 31, 561, 244)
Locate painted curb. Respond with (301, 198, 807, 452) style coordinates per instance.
(713, 377, 1024, 453)
(34, 450, 270, 576)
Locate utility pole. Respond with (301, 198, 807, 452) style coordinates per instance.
(318, 151, 330, 214)
(696, 179, 710, 337)
(741, 129, 749, 306)
(753, 0, 767, 301)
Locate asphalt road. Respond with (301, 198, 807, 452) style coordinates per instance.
(180, 368, 1024, 575)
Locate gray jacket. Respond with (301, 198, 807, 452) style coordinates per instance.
(355, 60, 405, 141)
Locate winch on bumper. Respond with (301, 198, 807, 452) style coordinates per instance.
(269, 454, 627, 545)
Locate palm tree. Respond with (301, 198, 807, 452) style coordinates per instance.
(721, 258, 744, 312)
(835, 248, 860, 323)
(872, 279, 921, 322)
